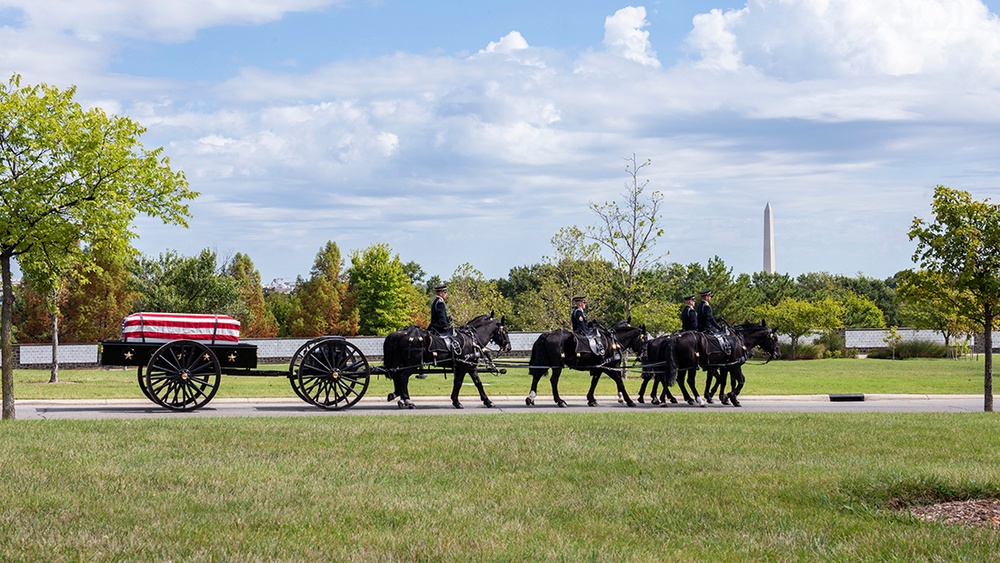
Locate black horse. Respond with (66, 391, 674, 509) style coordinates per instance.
(382, 313, 511, 409)
(525, 320, 647, 408)
(699, 321, 780, 407)
(638, 330, 708, 406)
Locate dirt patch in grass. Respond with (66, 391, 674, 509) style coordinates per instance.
(901, 499, 1000, 530)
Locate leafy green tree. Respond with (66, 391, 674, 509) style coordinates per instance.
(841, 274, 899, 327)
(0, 75, 194, 419)
(224, 253, 278, 338)
(61, 244, 137, 343)
(909, 185, 1000, 411)
(896, 269, 976, 353)
(586, 154, 664, 319)
(263, 290, 293, 337)
(841, 292, 885, 328)
(349, 243, 420, 335)
(131, 249, 241, 315)
(751, 271, 798, 305)
(286, 242, 359, 337)
(446, 263, 510, 325)
(754, 297, 845, 359)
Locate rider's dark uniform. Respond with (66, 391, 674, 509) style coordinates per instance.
(696, 290, 721, 334)
(680, 295, 698, 331)
(429, 285, 451, 334)
(571, 302, 588, 334)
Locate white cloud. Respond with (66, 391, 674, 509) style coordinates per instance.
(687, 0, 1000, 78)
(603, 6, 660, 68)
(480, 31, 529, 54)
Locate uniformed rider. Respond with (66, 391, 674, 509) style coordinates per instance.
(680, 294, 697, 331)
(571, 296, 589, 334)
(429, 284, 452, 335)
(695, 289, 721, 333)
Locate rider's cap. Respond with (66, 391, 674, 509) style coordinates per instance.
(699, 289, 712, 297)
(434, 284, 448, 292)
(572, 295, 586, 303)
(683, 294, 695, 301)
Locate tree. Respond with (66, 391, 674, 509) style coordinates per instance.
(0, 75, 194, 419)
(446, 263, 510, 325)
(286, 242, 359, 337)
(131, 249, 241, 315)
(349, 243, 420, 335)
(754, 298, 845, 359)
(909, 185, 1000, 411)
(224, 253, 278, 338)
(586, 154, 664, 319)
(896, 269, 976, 355)
(841, 292, 885, 328)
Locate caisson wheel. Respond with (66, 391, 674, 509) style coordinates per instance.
(144, 340, 221, 411)
(289, 337, 370, 410)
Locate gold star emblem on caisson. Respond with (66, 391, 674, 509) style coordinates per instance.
(124, 350, 134, 360)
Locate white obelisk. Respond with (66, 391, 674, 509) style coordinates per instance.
(763, 202, 775, 274)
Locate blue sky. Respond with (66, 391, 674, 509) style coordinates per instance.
(3, 0, 1000, 284)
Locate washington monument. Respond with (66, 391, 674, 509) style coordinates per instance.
(764, 203, 775, 274)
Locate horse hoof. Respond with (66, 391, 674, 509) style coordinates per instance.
(669, 397, 678, 404)
(720, 395, 731, 406)
(484, 400, 495, 408)
(705, 396, 714, 404)
(525, 397, 535, 406)
(637, 396, 645, 404)
(686, 399, 695, 405)
(650, 398, 659, 405)
(406, 401, 416, 410)
(396, 400, 405, 409)
(387, 393, 396, 402)
(626, 401, 636, 407)
(697, 397, 707, 408)
(729, 393, 741, 407)
(453, 401, 463, 409)
(557, 401, 568, 408)
(587, 400, 598, 407)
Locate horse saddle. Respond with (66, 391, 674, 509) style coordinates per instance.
(705, 330, 734, 357)
(428, 331, 462, 358)
(575, 331, 606, 356)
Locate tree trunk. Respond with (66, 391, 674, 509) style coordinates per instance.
(984, 303, 994, 413)
(49, 311, 59, 384)
(1, 253, 14, 420)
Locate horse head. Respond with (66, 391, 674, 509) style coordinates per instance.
(740, 321, 781, 362)
(466, 313, 511, 353)
(609, 320, 647, 356)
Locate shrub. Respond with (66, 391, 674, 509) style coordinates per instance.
(867, 340, 948, 359)
(778, 342, 825, 360)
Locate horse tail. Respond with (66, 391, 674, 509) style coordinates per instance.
(667, 336, 680, 386)
(528, 335, 549, 377)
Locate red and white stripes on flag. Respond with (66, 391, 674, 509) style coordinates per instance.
(122, 312, 241, 344)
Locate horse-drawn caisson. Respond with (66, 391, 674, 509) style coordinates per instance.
(99, 312, 374, 411)
(98, 311, 512, 412)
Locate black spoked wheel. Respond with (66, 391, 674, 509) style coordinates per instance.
(289, 337, 370, 410)
(144, 340, 221, 411)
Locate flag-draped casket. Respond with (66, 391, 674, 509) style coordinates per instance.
(122, 312, 241, 344)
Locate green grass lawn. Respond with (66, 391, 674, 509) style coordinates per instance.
(1, 412, 999, 560)
(11, 357, 989, 401)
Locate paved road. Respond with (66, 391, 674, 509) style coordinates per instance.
(12, 394, 989, 420)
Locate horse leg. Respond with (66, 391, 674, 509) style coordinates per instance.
(728, 366, 745, 407)
(450, 368, 466, 409)
(637, 375, 650, 403)
(647, 377, 659, 405)
(717, 369, 731, 405)
(526, 369, 546, 406)
(687, 369, 705, 406)
(677, 369, 694, 405)
(468, 369, 494, 408)
(586, 370, 601, 406)
(608, 369, 635, 407)
(703, 368, 716, 403)
(551, 368, 568, 408)
(396, 373, 415, 409)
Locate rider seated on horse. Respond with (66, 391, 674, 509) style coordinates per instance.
(429, 284, 452, 336)
(696, 289, 732, 354)
(680, 294, 697, 331)
(571, 295, 605, 355)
